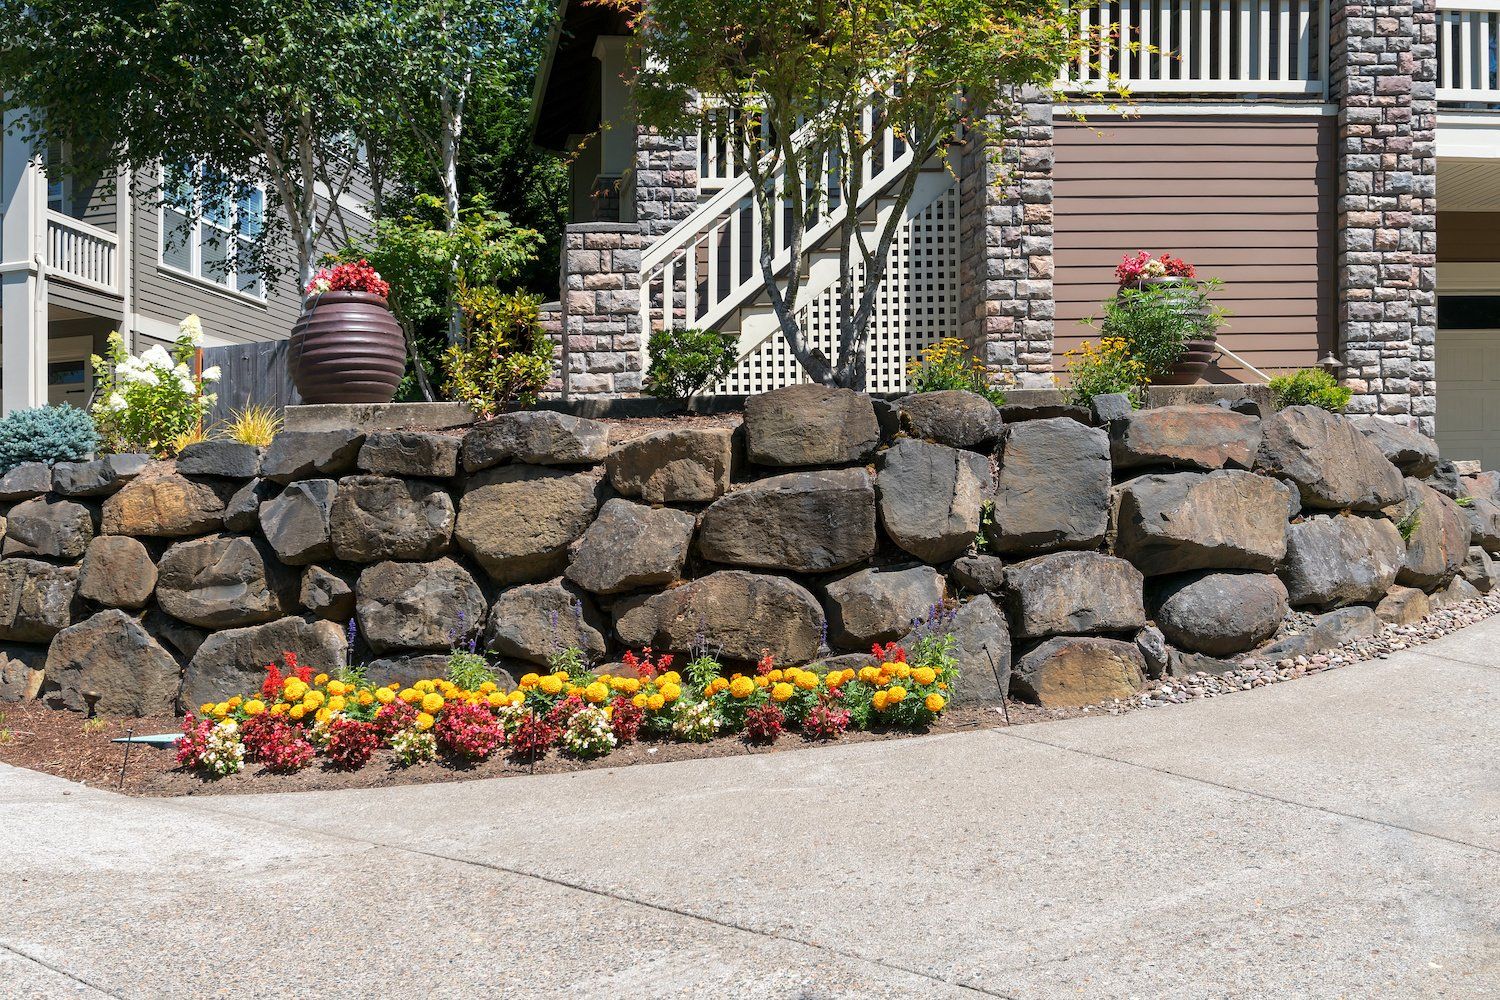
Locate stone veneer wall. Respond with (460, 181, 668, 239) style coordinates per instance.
(3, 390, 1496, 717)
(1331, 0, 1439, 434)
(957, 90, 1057, 389)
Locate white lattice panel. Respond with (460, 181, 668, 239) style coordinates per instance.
(716, 177, 958, 395)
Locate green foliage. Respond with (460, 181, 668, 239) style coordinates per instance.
(684, 655, 724, 690)
(1064, 338, 1146, 409)
(1397, 502, 1424, 542)
(441, 286, 554, 418)
(0, 405, 98, 473)
(643, 328, 739, 400)
(90, 319, 217, 456)
(973, 500, 995, 554)
(1456, 495, 1476, 508)
(1092, 282, 1223, 383)
(447, 649, 497, 691)
(1268, 369, 1353, 412)
(547, 645, 588, 677)
(905, 337, 1006, 405)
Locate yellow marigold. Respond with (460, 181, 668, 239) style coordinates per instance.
(508, 691, 524, 705)
(243, 699, 266, 717)
(289, 704, 306, 720)
(357, 690, 374, 707)
(858, 666, 880, 684)
(487, 692, 506, 708)
(912, 666, 937, 686)
(199, 702, 215, 715)
(887, 685, 907, 703)
(270, 703, 288, 717)
(795, 671, 818, 690)
(314, 673, 329, 686)
(315, 707, 332, 724)
(729, 676, 755, 699)
(399, 687, 420, 704)
(646, 693, 665, 711)
(211, 703, 229, 719)
(754, 675, 769, 687)
(894, 663, 911, 679)
(872, 690, 889, 711)
(925, 693, 946, 712)
(327, 695, 346, 713)
(553, 670, 570, 682)
(479, 680, 497, 694)
(326, 680, 347, 696)
(304, 690, 325, 708)
(226, 696, 242, 708)
(584, 681, 609, 704)
(825, 672, 846, 689)
(519, 672, 540, 688)
(767, 669, 783, 683)
(415, 679, 434, 693)
(282, 680, 307, 701)
(771, 682, 794, 703)
(660, 682, 682, 702)
(539, 675, 563, 695)
(660, 670, 680, 685)
(415, 711, 434, 731)
(710, 677, 730, 695)
(624, 677, 641, 694)
(421, 692, 445, 714)
(566, 685, 582, 697)
(632, 693, 649, 709)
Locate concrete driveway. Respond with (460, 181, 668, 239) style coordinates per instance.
(2, 620, 1498, 999)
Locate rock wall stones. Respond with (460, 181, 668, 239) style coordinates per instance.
(3, 393, 1486, 715)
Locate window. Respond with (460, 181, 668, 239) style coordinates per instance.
(160, 162, 266, 299)
(44, 141, 70, 215)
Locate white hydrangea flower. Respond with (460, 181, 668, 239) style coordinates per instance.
(178, 375, 197, 396)
(200, 365, 221, 383)
(179, 313, 204, 345)
(140, 345, 173, 369)
(130, 368, 161, 387)
(106, 392, 128, 413)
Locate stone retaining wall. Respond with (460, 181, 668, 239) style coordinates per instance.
(2, 389, 1494, 716)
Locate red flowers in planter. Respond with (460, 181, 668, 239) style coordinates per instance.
(1115, 250, 1196, 287)
(305, 259, 390, 299)
(434, 702, 506, 761)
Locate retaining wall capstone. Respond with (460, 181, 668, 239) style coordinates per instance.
(5, 390, 1495, 715)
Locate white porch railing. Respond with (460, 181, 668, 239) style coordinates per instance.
(45, 211, 119, 294)
(1061, 0, 1327, 95)
(1437, 0, 1500, 103)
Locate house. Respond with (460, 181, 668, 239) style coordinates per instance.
(0, 109, 366, 415)
(531, 0, 1500, 467)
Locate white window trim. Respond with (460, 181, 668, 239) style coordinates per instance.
(157, 163, 268, 303)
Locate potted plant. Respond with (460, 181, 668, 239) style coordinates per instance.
(1109, 251, 1224, 385)
(288, 259, 406, 404)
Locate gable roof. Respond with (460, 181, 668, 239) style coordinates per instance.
(531, 0, 634, 151)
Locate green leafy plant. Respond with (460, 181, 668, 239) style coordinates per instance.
(90, 316, 217, 456)
(0, 404, 97, 472)
(1456, 496, 1476, 508)
(1063, 337, 1146, 408)
(643, 328, 739, 400)
(1268, 369, 1352, 412)
(1397, 501, 1424, 541)
(973, 500, 995, 554)
(447, 649, 497, 691)
(441, 286, 554, 418)
(905, 337, 1006, 405)
(1090, 282, 1223, 383)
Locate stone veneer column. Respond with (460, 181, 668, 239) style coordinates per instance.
(633, 125, 699, 239)
(560, 223, 649, 396)
(957, 89, 1056, 388)
(1331, 0, 1439, 434)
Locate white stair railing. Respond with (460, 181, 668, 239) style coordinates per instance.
(46, 211, 119, 293)
(642, 101, 916, 339)
(1061, 0, 1327, 95)
(1437, 0, 1500, 103)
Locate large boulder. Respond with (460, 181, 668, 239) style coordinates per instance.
(77, 535, 157, 609)
(364, 654, 458, 690)
(0, 462, 51, 501)
(43, 610, 179, 716)
(614, 570, 825, 664)
(175, 441, 262, 479)
(460, 411, 609, 471)
(877, 439, 992, 564)
(299, 565, 356, 621)
(742, 384, 880, 467)
(1427, 462, 1464, 500)
(484, 578, 608, 665)
(0, 645, 46, 702)
(1279, 514, 1405, 608)
(1109, 405, 1261, 471)
(1255, 405, 1405, 511)
(824, 565, 946, 648)
(358, 431, 461, 478)
(1113, 471, 1288, 576)
(564, 499, 696, 595)
(355, 557, 487, 654)
(606, 427, 735, 503)
(697, 468, 877, 573)
(896, 390, 1003, 449)
(1349, 416, 1440, 478)
(258, 479, 337, 565)
(1396, 479, 1471, 591)
(51, 454, 150, 497)
(1463, 496, 1500, 553)
(454, 465, 601, 583)
(2, 496, 94, 559)
(1461, 545, 1499, 594)
(224, 478, 275, 532)
(1432, 575, 1484, 609)
(950, 554, 1007, 595)
(943, 595, 1012, 704)
(1255, 606, 1379, 660)
(0, 560, 77, 642)
(1149, 571, 1289, 656)
(1011, 637, 1146, 708)
(183, 617, 348, 707)
(985, 417, 1110, 554)
(329, 475, 455, 563)
(261, 428, 365, 484)
(101, 472, 229, 536)
(1004, 552, 1145, 640)
(156, 533, 295, 629)
(1375, 585, 1431, 625)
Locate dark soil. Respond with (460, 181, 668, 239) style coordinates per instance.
(0, 696, 1087, 798)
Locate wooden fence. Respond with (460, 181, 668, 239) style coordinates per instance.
(202, 340, 301, 425)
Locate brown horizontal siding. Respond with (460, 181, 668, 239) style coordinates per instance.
(1052, 116, 1336, 380)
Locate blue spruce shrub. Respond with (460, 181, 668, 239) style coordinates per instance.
(0, 405, 98, 472)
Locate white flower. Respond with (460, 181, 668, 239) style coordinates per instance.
(140, 345, 173, 369)
(309, 277, 331, 294)
(178, 376, 196, 396)
(106, 392, 128, 413)
(179, 314, 204, 345)
(1143, 258, 1168, 279)
(126, 367, 160, 388)
(200, 365, 221, 383)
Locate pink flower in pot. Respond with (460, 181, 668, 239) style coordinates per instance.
(288, 259, 406, 404)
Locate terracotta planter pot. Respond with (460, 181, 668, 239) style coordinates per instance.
(1118, 276, 1218, 386)
(288, 291, 406, 404)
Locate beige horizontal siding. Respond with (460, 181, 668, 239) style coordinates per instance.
(1052, 115, 1336, 380)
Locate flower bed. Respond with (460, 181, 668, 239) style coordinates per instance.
(175, 623, 960, 780)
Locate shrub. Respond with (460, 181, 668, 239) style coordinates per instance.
(446, 648, 496, 691)
(242, 717, 315, 774)
(643, 327, 738, 400)
(0, 404, 98, 472)
(223, 405, 282, 447)
(442, 286, 554, 418)
(1094, 283, 1220, 383)
(1063, 337, 1146, 408)
(1268, 368, 1352, 412)
(905, 337, 1006, 404)
(90, 316, 218, 455)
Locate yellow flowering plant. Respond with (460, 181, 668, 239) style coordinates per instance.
(839, 609, 959, 730)
(905, 337, 1008, 405)
(1062, 336, 1147, 408)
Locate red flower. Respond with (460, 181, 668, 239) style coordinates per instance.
(306, 259, 390, 298)
(755, 650, 776, 677)
(544, 694, 587, 728)
(622, 647, 672, 680)
(174, 714, 214, 769)
(434, 702, 506, 761)
(242, 716, 315, 773)
(744, 704, 784, 744)
(325, 718, 380, 770)
(802, 703, 851, 741)
(508, 714, 559, 759)
(872, 642, 906, 664)
(372, 699, 418, 739)
(609, 696, 644, 744)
